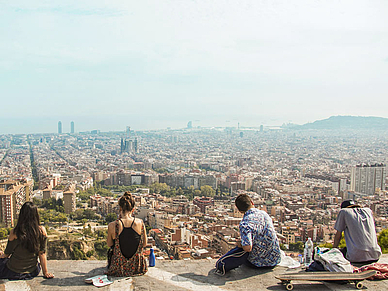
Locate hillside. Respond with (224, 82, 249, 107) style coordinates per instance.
(290, 116, 388, 130)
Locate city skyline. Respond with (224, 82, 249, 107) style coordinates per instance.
(1, 1, 388, 134)
(3, 114, 388, 135)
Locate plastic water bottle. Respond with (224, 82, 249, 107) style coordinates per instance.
(149, 248, 155, 267)
(298, 254, 303, 264)
(303, 238, 313, 267)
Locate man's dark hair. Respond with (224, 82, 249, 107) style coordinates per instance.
(235, 194, 252, 212)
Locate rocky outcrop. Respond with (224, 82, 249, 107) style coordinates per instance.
(47, 238, 102, 260)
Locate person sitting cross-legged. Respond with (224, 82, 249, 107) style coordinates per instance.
(215, 194, 281, 275)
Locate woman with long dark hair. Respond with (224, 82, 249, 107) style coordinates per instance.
(0, 201, 54, 279)
(106, 192, 147, 276)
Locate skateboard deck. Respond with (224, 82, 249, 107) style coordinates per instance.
(275, 270, 377, 290)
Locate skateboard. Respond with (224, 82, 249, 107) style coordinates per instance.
(275, 270, 377, 290)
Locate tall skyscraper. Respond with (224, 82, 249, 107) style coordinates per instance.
(71, 121, 75, 134)
(350, 163, 386, 195)
(58, 121, 62, 134)
(126, 126, 131, 138)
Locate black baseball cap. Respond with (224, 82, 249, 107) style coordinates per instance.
(341, 200, 360, 209)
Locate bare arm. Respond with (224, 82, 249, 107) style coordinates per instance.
(333, 230, 342, 248)
(107, 222, 115, 247)
(142, 223, 147, 248)
(0, 229, 16, 258)
(38, 226, 54, 278)
(236, 238, 252, 251)
(39, 251, 54, 278)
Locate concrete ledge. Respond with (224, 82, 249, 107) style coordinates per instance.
(0, 256, 387, 290)
(0, 261, 131, 291)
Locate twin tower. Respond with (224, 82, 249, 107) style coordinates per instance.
(58, 121, 75, 134)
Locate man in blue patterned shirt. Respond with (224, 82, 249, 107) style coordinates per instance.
(215, 194, 281, 275)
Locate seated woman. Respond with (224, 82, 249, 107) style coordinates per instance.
(107, 192, 147, 276)
(0, 201, 54, 279)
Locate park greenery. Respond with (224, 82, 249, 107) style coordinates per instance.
(27, 181, 231, 230)
(97, 182, 228, 198)
(378, 228, 388, 254)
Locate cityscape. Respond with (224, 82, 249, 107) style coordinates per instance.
(1, 1, 388, 289)
(1, 118, 387, 261)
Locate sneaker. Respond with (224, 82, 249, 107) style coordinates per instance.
(214, 269, 225, 276)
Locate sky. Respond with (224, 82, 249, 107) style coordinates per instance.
(1, 0, 388, 134)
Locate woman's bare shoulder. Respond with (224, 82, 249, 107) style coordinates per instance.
(134, 218, 144, 225)
(108, 220, 117, 229)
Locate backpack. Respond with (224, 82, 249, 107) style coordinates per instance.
(314, 248, 353, 272)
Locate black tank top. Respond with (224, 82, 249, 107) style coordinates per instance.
(118, 218, 141, 259)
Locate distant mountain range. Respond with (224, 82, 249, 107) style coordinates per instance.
(285, 116, 388, 130)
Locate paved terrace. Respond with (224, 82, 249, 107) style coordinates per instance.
(0, 255, 387, 291)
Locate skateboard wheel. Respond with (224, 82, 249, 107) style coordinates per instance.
(356, 282, 363, 289)
(286, 283, 294, 290)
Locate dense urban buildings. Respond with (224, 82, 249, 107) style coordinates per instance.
(0, 179, 33, 226)
(0, 126, 387, 260)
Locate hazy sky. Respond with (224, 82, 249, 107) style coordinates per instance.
(1, 0, 388, 133)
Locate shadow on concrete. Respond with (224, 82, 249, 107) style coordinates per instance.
(175, 265, 276, 287)
(38, 267, 108, 288)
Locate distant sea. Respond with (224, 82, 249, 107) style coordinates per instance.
(0, 115, 288, 134)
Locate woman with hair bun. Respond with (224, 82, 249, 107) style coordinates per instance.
(106, 192, 147, 276)
(0, 201, 54, 279)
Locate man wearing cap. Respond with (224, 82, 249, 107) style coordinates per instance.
(333, 200, 381, 265)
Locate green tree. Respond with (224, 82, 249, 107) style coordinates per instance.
(71, 245, 87, 260)
(289, 241, 304, 253)
(338, 233, 346, 248)
(149, 183, 170, 194)
(319, 242, 334, 248)
(105, 213, 117, 224)
(187, 185, 195, 194)
(83, 224, 93, 236)
(153, 168, 168, 174)
(33, 197, 42, 206)
(94, 240, 109, 259)
(71, 209, 98, 221)
(200, 185, 215, 197)
(95, 229, 108, 239)
(39, 209, 67, 223)
(83, 209, 98, 220)
(0, 228, 9, 240)
(41, 197, 65, 213)
(378, 229, 388, 254)
(194, 190, 201, 196)
(95, 188, 112, 197)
